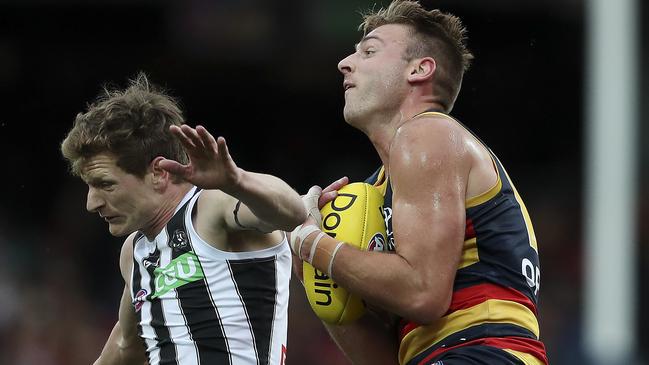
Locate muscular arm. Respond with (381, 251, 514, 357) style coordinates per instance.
(95, 288, 146, 365)
(292, 249, 398, 365)
(221, 170, 306, 232)
(299, 118, 470, 324)
(94, 233, 146, 365)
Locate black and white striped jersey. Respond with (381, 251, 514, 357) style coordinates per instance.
(130, 187, 291, 365)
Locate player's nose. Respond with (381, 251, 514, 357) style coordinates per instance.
(86, 187, 105, 213)
(337, 53, 355, 75)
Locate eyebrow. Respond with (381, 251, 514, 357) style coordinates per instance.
(355, 35, 385, 50)
(83, 173, 112, 186)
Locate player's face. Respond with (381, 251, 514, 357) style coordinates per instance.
(81, 153, 158, 237)
(337, 24, 412, 126)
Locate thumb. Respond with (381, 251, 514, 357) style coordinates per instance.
(158, 159, 189, 176)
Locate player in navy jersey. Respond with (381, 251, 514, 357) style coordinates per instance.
(61, 73, 305, 365)
(289, 1, 548, 364)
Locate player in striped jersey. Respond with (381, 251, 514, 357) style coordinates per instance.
(61, 73, 306, 365)
(290, 1, 548, 364)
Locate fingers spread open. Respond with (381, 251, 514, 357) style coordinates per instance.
(170, 125, 196, 149)
(216, 136, 230, 159)
(196, 126, 218, 152)
(180, 125, 205, 150)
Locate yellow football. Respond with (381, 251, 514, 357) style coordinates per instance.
(303, 182, 387, 325)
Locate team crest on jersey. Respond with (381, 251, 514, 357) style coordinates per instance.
(133, 289, 148, 312)
(367, 232, 386, 252)
(169, 229, 189, 250)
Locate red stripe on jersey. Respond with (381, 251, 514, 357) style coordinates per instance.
(465, 218, 476, 240)
(399, 319, 419, 341)
(447, 283, 537, 315)
(398, 283, 537, 340)
(416, 337, 548, 365)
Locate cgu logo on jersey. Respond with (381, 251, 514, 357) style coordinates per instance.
(152, 252, 204, 298)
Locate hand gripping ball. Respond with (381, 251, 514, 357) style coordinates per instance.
(303, 182, 388, 324)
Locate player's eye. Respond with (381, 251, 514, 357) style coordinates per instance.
(99, 181, 115, 189)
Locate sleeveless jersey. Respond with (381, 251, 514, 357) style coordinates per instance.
(365, 112, 547, 365)
(130, 187, 291, 365)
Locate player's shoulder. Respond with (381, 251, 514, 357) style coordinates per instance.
(393, 112, 467, 154)
(192, 188, 239, 235)
(397, 112, 463, 139)
(390, 112, 474, 177)
(119, 231, 139, 282)
(196, 189, 235, 217)
(197, 188, 231, 203)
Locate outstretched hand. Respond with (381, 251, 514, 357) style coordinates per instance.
(159, 124, 241, 190)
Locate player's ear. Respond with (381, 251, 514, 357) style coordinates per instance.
(150, 156, 170, 190)
(408, 57, 436, 83)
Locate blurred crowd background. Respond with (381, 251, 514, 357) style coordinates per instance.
(0, 0, 646, 364)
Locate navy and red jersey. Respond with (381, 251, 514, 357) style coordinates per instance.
(365, 112, 547, 365)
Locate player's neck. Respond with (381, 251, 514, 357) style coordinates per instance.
(142, 183, 193, 240)
(366, 101, 444, 170)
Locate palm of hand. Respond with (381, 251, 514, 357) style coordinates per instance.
(160, 125, 241, 190)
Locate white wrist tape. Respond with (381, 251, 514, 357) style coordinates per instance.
(290, 224, 319, 257)
(327, 242, 345, 278)
(302, 186, 323, 225)
(307, 231, 327, 264)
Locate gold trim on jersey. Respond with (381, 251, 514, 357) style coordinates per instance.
(459, 237, 479, 269)
(411, 111, 505, 208)
(504, 349, 546, 365)
(373, 166, 389, 196)
(466, 173, 502, 208)
(399, 299, 540, 364)
(499, 165, 539, 252)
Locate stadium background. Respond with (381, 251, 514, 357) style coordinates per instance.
(0, 0, 646, 364)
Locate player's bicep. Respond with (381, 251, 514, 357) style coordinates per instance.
(195, 190, 271, 233)
(389, 120, 469, 283)
(391, 186, 465, 273)
(223, 198, 274, 232)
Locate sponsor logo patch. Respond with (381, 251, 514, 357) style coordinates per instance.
(134, 289, 148, 312)
(152, 252, 204, 298)
(367, 232, 386, 252)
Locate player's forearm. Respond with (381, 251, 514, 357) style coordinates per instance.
(323, 313, 399, 365)
(95, 348, 145, 365)
(223, 169, 306, 231)
(94, 322, 121, 365)
(95, 322, 146, 365)
(301, 235, 451, 324)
